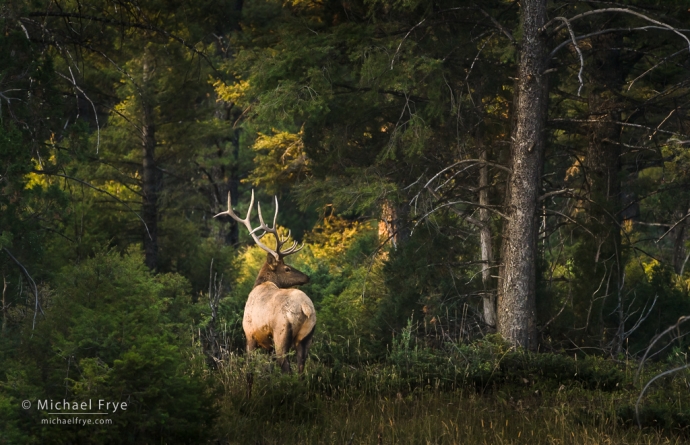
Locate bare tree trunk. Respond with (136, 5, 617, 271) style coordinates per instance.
(672, 205, 689, 275)
(226, 130, 240, 246)
(582, 34, 627, 352)
(497, 0, 549, 349)
(379, 200, 401, 248)
(208, 119, 240, 247)
(142, 54, 159, 271)
(378, 199, 411, 250)
(2, 274, 6, 335)
(479, 141, 496, 327)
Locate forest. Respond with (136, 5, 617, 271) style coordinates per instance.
(1, 0, 690, 443)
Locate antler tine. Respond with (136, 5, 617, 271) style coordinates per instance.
(256, 197, 284, 253)
(214, 190, 280, 260)
(280, 241, 305, 257)
(246, 189, 255, 221)
(214, 189, 304, 260)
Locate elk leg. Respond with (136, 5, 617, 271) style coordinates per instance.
(245, 337, 257, 399)
(274, 325, 293, 373)
(295, 327, 315, 374)
(246, 336, 258, 353)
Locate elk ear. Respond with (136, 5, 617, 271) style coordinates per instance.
(266, 254, 279, 270)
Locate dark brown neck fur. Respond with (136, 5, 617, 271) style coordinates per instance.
(253, 254, 310, 289)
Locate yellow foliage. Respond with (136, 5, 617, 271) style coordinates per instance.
(565, 158, 582, 181)
(24, 154, 57, 189)
(247, 128, 309, 193)
(642, 259, 660, 281)
(622, 219, 634, 235)
(213, 79, 250, 105)
(283, 0, 324, 11)
(304, 217, 369, 263)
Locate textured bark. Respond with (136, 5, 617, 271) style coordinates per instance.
(672, 206, 689, 275)
(585, 35, 624, 222)
(378, 200, 409, 248)
(479, 142, 496, 327)
(584, 35, 626, 351)
(378, 200, 398, 246)
(141, 55, 160, 271)
(211, 124, 240, 247)
(497, 0, 549, 349)
(2, 274, 6, 335)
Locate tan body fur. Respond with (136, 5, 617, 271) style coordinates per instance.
(243, 282, 316, 373)
(214, 190, 316, 374)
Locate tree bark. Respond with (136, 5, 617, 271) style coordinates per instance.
(583, 35, 626, 351)
(142, 54, 160, 271)
(479, 140, 496, 327)
(226, 130, 240, 246)
(497, 0, 549, 349)
(378, 200, 399, 248)
(672, 205, 689, 275)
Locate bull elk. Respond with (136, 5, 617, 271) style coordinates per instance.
(215, 190, 316, 373)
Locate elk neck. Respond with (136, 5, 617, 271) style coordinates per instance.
(252, 255, 310, 289)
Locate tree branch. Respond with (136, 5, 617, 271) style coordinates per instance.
(32, 170, 152, 240)
(23, 12, 217, 71)
(2, 248, 43, 330)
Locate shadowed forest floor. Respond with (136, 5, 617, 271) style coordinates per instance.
(212, 354, 690, 445)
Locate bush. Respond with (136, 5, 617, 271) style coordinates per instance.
(10, 250, 216, 444)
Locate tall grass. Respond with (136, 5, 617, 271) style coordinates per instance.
(209, 345, 690, 444)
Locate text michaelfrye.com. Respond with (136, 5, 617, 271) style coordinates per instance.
(42, 417, 113, 426)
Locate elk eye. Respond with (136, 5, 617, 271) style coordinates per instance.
(285, 267, 291, 272)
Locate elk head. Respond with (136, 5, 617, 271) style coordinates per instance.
(214, 190, 309, 288)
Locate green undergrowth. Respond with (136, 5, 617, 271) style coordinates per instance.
(212, 338, 690, 444)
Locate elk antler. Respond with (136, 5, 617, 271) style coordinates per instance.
(214, 190, 304, 260)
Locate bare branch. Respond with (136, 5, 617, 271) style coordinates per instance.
(412, 199, 509, 234)
(636, 315, 690, 383)
(656, 210, 690, 243)
(32, 170, 152, 241)
(539, 188, 574, 202)
(627, 48, 688, 91)
(390, 18, 426, 70)
(23, 12, 217, 71)
(56, 68, 100, 152)
(547, 27, 685, 62)
(623, 294, 658, 339)
(551, 17, 585, 95)
(636, 363, 690, 429)
(549, 118, 689, 138)
(649, 108, 676, 140)
(2, 248, 43, 330)
(475, 4, 515, 44)
(544, 8, 690, 52)
(425, 185, 485, 228)
(544, 209, 596, 238)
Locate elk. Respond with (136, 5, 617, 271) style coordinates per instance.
(215, 190, 316, 373)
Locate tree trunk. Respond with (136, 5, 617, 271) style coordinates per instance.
(672, 205, 689, 275)
(210, 121, 241, 247)
(226, 129, 240, 246)
(497, 0, 549, 349)
(479, 140, 496, 327)
(378, 200, 399, 248)
(579, 34, 627, 351)
(142, 54, 159, 271)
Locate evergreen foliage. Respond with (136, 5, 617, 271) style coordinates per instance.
(2, 0, 690, 442)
